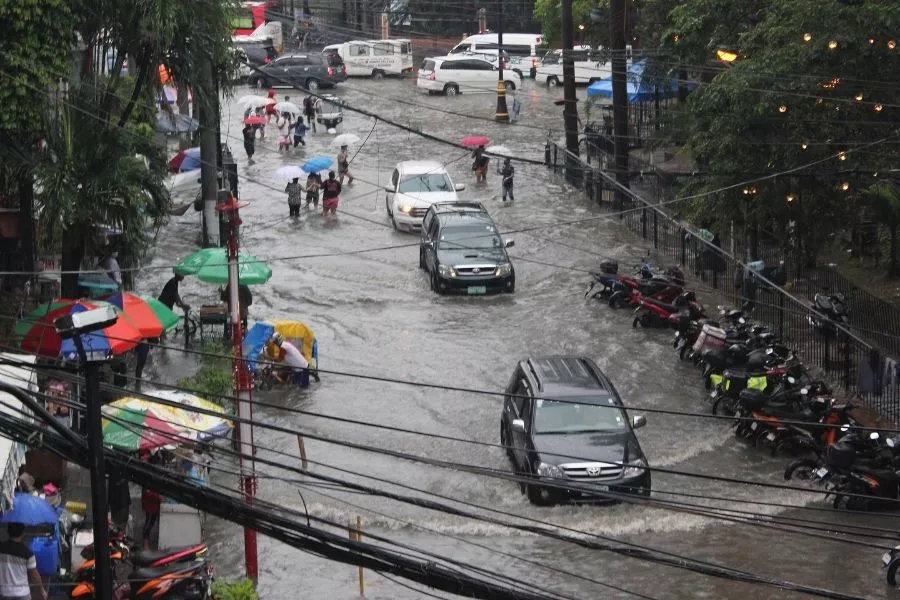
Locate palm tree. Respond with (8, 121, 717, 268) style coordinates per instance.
(36, 80, 170, 297)
(863, 183, 900, 277)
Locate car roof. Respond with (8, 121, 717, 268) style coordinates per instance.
(456, 33, 543, 44)
(431, 201, 487, 215)
(396, 160, 448, 175)
(436, 54, 493, 63)
(524, 356, 612, 397)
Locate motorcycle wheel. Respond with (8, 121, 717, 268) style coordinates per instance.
(887, 558, 900, 587)
(783, 458, 819, 481)
(679, 345, 690, 360)
(711, 394, 736, 416)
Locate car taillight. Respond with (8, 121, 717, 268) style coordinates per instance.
(263, 57, 272, 63)
(532, 59, 538, 68)
(327, 67, 334, 76)
(428, 72, 435, 80)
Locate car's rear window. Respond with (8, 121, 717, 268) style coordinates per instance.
(421, 59, 435, 71)
(325, 51, 343, 66)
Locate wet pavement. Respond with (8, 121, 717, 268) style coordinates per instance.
(136, 78, 895, 598)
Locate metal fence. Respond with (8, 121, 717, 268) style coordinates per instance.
(546, 142, 900, 420)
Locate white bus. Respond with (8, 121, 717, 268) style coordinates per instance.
(449, 33, 543, 79)
(323, 39, 414, 78)
(535, 45, 633, 87)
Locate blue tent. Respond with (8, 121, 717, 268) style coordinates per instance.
(587, 59, 682, 102)
(155, 112, 199, 135)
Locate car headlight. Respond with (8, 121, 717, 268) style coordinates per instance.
(437, 264, 456, 278)
(622, 457, 647, 477)
(535, 462, 564, 478)
(494, 263, 512, 277)
(398, 204, 413, 214)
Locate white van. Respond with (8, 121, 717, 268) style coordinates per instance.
(535, 45, 633, 86)
(449, 33, 543, 79)
(323, 39, 413, 78)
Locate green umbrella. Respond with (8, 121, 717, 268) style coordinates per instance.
(173, 247, 272, 285)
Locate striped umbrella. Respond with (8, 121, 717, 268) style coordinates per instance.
(14, 300, 142, 358)
(100, 292, 179, 338)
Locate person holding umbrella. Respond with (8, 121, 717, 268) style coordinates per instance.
(242, 124, 256, 161)
(472, 145, 489, 183)
(305, 171, 321, 209)
(499, 157, 515, 202)
(285, 177, 304, 218)
(337, 145, 353, 184)
(0, 522, 47, 600)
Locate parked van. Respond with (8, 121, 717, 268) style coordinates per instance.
(535, 45, 633, 87)
(323, 39, 413, 78)
(449, 33, 543, 79)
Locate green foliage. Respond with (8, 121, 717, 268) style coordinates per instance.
(177, 342, 233, 403)
(660, 0, 900, 263)
(533, 0, 598, 45)
(211, 578, 258, 600)
(864, 184, 900, 276)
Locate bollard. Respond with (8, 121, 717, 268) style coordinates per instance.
(297, 435, 308, 470)
(349, 517, 365, 596)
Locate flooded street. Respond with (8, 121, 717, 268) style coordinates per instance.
(138, 78, 893, 599)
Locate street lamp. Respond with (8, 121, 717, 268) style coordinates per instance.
(494, 0, 509, 122)
(54, 306, 119, 600)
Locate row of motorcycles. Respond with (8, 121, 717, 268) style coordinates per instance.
(587, 259, 900, 583)
(586, 260, 898, 507)
(69, 521, 212, 599)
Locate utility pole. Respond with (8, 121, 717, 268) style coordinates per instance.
(609, 0, 629, 207)
(216, 195, 258, 583)
(55, 307, 120, 600)
(495, 1, 509, 122)
(478, 8, 487, 34)
(561, 0, 580, 171)
(380, 10, 389, 39)
(198, 56, 219, 248)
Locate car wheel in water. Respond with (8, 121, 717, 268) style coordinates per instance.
(504, 80, 516, 91)
(547, 76, 559, 88)
(306, 78, 319, 92)
(372, 69, 385, 80)
(887, 559, 900, 587)
(500, 423, 513, 460)
(443, 83, 459, 96)
(431, 270, 444, 294)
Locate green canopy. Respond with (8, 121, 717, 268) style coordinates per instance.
(173, 247, 272, 285)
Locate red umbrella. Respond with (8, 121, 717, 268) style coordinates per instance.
(244, 116, 266, 125)
(17, 299, 143, 358)
(461, 135, 491, 148)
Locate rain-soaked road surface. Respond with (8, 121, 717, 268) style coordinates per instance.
(137, 78, 894, 599)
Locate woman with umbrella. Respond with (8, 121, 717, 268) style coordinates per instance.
(285, 177, 304, 218)
(472, 145, 489, 183)
(337, 145, 353, 185)
(243, 123, 256, 161)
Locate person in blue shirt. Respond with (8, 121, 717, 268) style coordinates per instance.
(293, 119, 308, 148)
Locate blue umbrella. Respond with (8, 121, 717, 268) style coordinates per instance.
(1, 494, 58, 525)
(587, 59, 687, 102)
(302, 156, 334, 173)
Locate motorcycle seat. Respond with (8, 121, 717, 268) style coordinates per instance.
(132, 544, 208, 567)
(642, 297, 680, 313)
(131, 559, 208, 580)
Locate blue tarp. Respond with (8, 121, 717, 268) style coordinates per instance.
(156, 112, 200, 135)
(176, 147, 201, 172)
(243, 322, 275, 375)
(587, 59, 684, 102)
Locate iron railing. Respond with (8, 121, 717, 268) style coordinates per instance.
(546, 142, 900, 420)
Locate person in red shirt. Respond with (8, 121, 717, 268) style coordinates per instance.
(265, 88, 278, 121)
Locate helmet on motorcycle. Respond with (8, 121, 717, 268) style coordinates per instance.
(271, 332, 284, 347)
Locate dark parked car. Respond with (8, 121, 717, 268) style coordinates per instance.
(234, 39, 278, 68)
(247, 53, 347, 91)
(499, 355, 651, 505)
(419, 202, 515, 295)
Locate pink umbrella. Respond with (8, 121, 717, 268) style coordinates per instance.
(461, 135, 491, 148)
(244, 116, 266, 125)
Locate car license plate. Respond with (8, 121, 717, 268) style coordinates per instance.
(766, 432, 776, 442)
(883, 552, 892, 566)
(467, 286, 487, 295)
(816, 467, 828, 478)
(583, 485, 609, 495)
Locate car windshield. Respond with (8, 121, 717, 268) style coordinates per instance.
(398, 173, 453, 193)
(533, 398, 628, 434)
(438, 225, 502, 250)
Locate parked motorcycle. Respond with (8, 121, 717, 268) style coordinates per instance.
(633, 291, 706, 328)
(882, 543, 900, 586)
(585, 260, 642, 300)
(807, 291, 849, 335)
(608, 265, 685, 309)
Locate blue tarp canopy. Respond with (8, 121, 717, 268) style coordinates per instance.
(243, 322, 275, 375)
(587, 59, 683, 102)
(155, 112, 199, 135)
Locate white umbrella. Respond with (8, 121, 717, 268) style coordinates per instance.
(275, 101, 302, 115)
(272, 165, 306, 182)
(237, 95, 271, 109)
(330, 133, 361, 147)
(486, 145, 513, 157)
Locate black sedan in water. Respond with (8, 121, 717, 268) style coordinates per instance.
(499, 355, 651, 505)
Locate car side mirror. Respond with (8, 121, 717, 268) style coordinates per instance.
(511, 419, 526, 433)
(632, 415, 647, 429)
(504, 239, 515, 248)
(384, 186, 394, 193)
(454, 183, 466, 192)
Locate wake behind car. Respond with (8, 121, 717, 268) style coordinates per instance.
(420, 202, 515, 295)
(248, 53, 347, 91)
(384, 161, 465, 232)
(499, 355, 650, 505)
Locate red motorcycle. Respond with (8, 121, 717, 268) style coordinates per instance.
(609, 265, 685, 309)
(632, 291, 705, 328)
